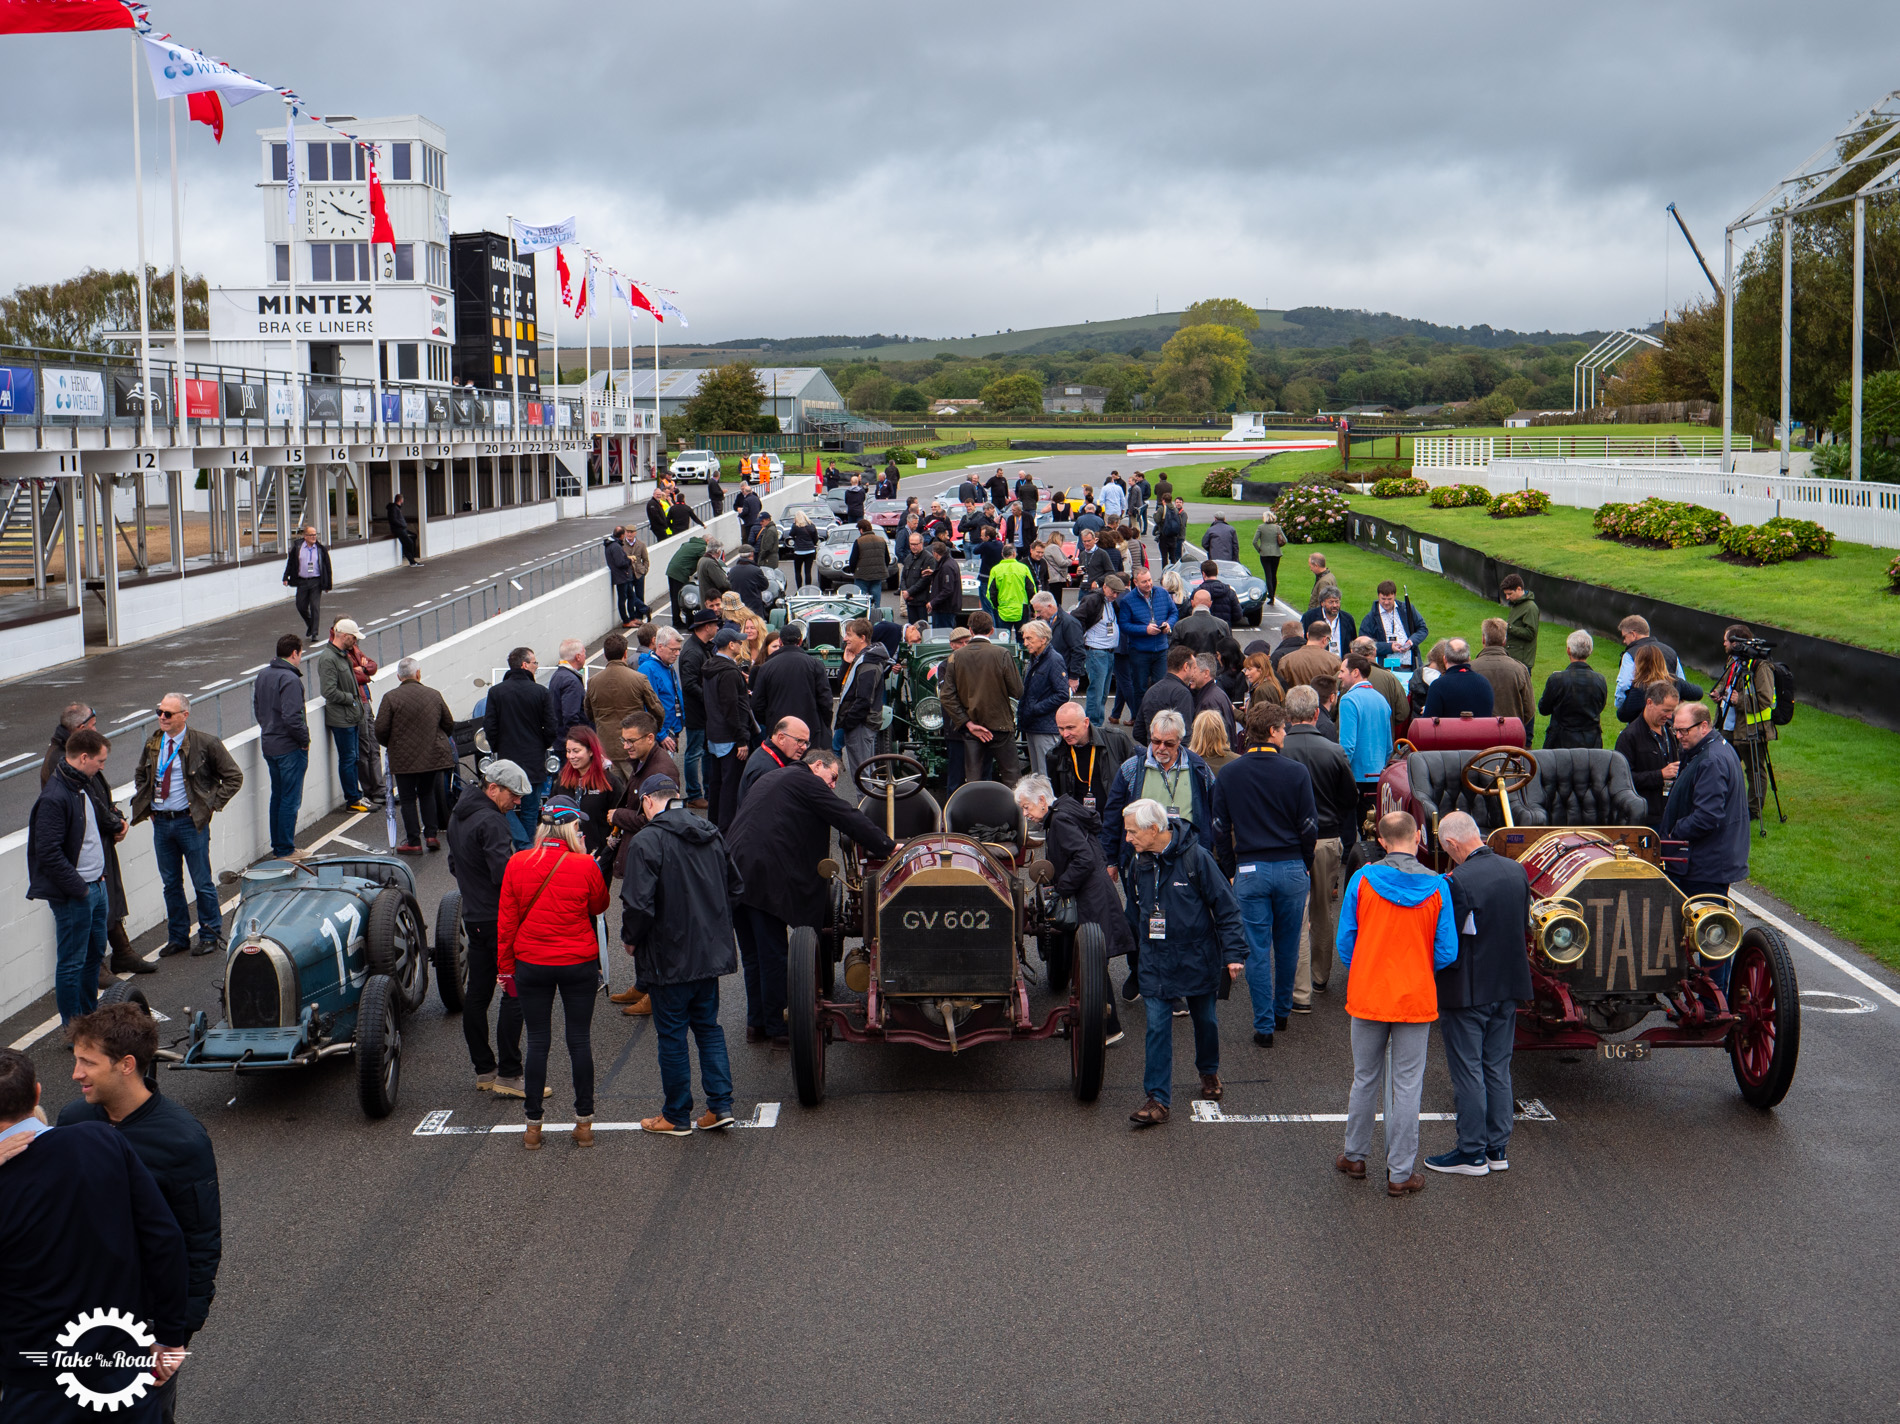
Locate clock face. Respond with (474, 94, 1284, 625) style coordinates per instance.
(302, 184, 368, 239)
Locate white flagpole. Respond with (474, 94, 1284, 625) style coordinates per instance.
(652, 305, 660, 479)
(284, 99, 300, 389)
(549, 245, 560, 441)
(506, 213, 521, 435)
(166, 96, 187, 441)
(369, 148, 386, 445)
(583, 258, 592, 450)
(130, 35, 154, 446)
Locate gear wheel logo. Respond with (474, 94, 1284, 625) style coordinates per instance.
(52, 1308, 156, 1413)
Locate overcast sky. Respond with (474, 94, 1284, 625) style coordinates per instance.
(4, 0, 1898, 345)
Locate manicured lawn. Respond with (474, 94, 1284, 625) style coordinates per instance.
(1191, 521, 1900, 967)
(1343, 495, 1899, 654)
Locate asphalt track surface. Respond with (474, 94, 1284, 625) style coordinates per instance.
(8, 451, 1899, 1419)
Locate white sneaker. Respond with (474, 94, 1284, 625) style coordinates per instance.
(1104, 1029, 1125, 1047)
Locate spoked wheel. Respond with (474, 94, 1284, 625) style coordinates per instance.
(789, 927, 827, 1107)
(354, 974, 402, 1119)
(1728, 925, 1800, 1108)
(1069, 924, 1107, 1102)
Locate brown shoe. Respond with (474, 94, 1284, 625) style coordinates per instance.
(1128, 1098, 1170, 1127)
(695, 1109, 735, 1130)
(572, 1115, 594, 1148)
(620, 994, 652, 1017)
(640, 1114, 693, 1137)
(1388, 1172, 1427, 1197)
(97, 963, 116, 991)
(1198, 1073, 1223, 1102)
(609, 984, 644, 1005)
(1335, 1154, 1367, 1180)
(524, 1121, 543, 1151)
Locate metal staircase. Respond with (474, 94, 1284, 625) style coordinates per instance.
(0, 482, 62, 584)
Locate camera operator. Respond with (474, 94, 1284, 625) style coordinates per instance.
(1713, 623, 1777, 821)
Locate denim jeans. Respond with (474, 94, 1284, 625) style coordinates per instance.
(1142, 991, 1219, 1108)
(1112, 652, 1132, 717)
(517, 959, 596, 1120)
(1085, 647, 1116, 724)
(1124, 648, 1166, 718)
(506, 779, 548, 851)
(683, 728, 706, 800)
(265, 748, 307, 857)
(1439, 1001, 1518, 1157)
(1235, 858, 1309, 1032)
(51, 879, 109, 1023)
(649, 978, 734, 1126)
(152, 814, 221, 948)
(329, 723, 362, 802)
(855, 577, 882, 607)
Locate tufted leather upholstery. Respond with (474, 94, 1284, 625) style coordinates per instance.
(942, 780, 1025, 853)
(858, 790, 942, 840)
(1404, 751, 1545, 834)
(1532, 750, 1649, 827)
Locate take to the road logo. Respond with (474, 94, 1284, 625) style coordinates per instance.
(15, 1308, 189, 1413)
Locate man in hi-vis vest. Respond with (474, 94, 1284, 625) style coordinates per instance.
(1333, 812, 1457, 1198)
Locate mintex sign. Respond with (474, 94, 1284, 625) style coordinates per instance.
(208, 287, 454, 343)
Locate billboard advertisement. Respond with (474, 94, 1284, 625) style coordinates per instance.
(44, 368, 106, 418)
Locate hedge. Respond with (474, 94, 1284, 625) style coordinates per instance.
(1371, 476, 1431, 498)
(1889, 551, 1900, 590)
(1272, 484, 1351, 543)
(1428, 483, 1491, 508)
(1200, 466, 1243, 497)
(1717, 516, 1835, 564)
(1593, 496, 1730, 548)
(1489, 488, 1551, 518)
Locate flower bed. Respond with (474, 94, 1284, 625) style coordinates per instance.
(1272, 484, 1351, 543)
(1371, 476, 1431, 498)
(1199, 465, 1243, 497)
(1488, 488, 1550, 519)
(1717, 517, 1834, 565)
(1593, 496, 1730, 549)
(1889, 551, 1900, 591)
(1428, 483, 1491, 508)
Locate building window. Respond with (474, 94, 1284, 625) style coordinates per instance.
(392, 244, 414, 281)
(307, 143, 328, 181)
(423, 146, 444, 189)
(426, 243, 448, 286)
(270, 142, 287, 181)
(390, 142, 411, 181)
(333, 243, 356, 281)
(310, 243, 331, 281)
(273, 244, 289, 281)
(427, 344, 448, 382)
(310, 243, 373, 282)
(493, 354, 504, 375)
(331, 141, 360, 181)
(397, 343, 419, 381)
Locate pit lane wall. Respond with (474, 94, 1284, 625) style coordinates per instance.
(1343, 508, 1900, 734)
(0, 479, 813, 1024)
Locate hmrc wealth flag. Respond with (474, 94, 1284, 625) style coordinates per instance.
(510, 217, 578, 253)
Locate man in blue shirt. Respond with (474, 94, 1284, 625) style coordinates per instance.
(1114, 567, 1177, 722)
(637, 627, 685, 750)
(1336, 655, 1394, 789)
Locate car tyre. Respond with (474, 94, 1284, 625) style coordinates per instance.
(432, 891, 469, 1013)
(366, 887, 429, 1015)
(1043, 924, 1073, 999)
(99, 980, 152, 1013)
(1728, 924, 1799, 1108)
(1070, 923, 1108, 1102)
(1247, 607, 1263, 627)
(789, 926, 826, 1107)
(355, 973, 402, 1119)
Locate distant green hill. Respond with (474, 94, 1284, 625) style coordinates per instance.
(698, 307, 1608, 362)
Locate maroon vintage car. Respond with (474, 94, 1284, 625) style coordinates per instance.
(793, 756, 1106, 1107)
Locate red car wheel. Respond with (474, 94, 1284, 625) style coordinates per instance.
(1727, 925, 1800, 1108)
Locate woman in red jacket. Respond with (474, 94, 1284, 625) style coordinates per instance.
(498, 795, 610, 1148)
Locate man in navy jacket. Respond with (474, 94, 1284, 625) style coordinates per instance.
(1658, 702, 1750, 896)
(0, 1047, 189, 1409)
(1420, 640, 1496, 719)
(1428, 812, 1533, 1177)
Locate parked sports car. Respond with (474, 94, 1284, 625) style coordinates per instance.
(675, 552, 787, 617)
(815, 525, 900, 592)
(1164, 557, 1270, 626)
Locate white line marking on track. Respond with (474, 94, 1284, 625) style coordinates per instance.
(0, 752, 34, 769)
(1191, 1098, 1556, 1124)
(199, 678, 232, 691)
(1731, 890, 1900, 1009)
(412, 1103, 780, 1135)
(242, 663, 268, 675)
(113, 709, 148, 723)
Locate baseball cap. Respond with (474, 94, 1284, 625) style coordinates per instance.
(638, 774, 680, 799)
(540, 793, 586, 825)
(690, 609, 721, 628)
(714, 627, 745, 649)
(332, 618, 362, 638)
(483, 759, 532, 795)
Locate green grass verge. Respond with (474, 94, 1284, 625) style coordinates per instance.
(1342, 495, 1898, 654)
(1190, 520, 1900, 968)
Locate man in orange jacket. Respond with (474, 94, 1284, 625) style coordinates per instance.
(1333, 811, 1457, 1196)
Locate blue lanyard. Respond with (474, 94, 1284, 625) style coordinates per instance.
(157, 736, 181, 785)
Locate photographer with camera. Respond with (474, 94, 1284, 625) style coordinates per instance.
(1713, 624, 1778, 822)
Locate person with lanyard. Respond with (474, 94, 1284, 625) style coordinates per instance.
(134, 693, 244, 960)
(1362, 580, 1427, 673)
(1047, 701, 1136, 814)
(281, 523, 332, 642)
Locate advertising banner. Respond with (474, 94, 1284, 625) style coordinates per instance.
(112, 372, 169, 422)
(44, 368, 106, 418)
(0, 366, 35, 416)
(222, 379, 266, 420)
(424, 391, 451, 424)
(268, 382, 297, 423)
(526, 401, 543, 427)
(183, 379, 220, 419)
(450, 390, 480, 427)
(340, 389, 374, 425)
(303, 384, 343, 423)
(491, 399, 511, 428)
(210, 286, 447, 343)
(556, 402, 571, 429)
(400, 391, 428, 426)
(381, 393, 402, 424)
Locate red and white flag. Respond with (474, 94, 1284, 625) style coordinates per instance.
(186, 88, 222, 142)
(623, 277, 658, 322)
(0, 1, 146, 34)
(572, 256, 592, 318)
(366, 152, 396, 246)
(556, 247, 575, 311)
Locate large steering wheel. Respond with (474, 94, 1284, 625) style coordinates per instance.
(1461, 746, 1536, 797)
(854, 752, 927, 801)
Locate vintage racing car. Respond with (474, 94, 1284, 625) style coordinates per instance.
(791, 755, 1108, 1107)
(161, 855, 467, 1118)
(1383, 745, 1798, 1107)
(674, 551, 786, 619)
(779, 590, 872, 681)
(882, 629, 1025, 781)
(1163, 556, 1271, 627)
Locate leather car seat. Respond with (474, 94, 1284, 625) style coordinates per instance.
(942, 780, 1025, 854)
(857, 790, 941, 840)
(1532, 750, 1649, 827)
(1403, 751, 1545, 834)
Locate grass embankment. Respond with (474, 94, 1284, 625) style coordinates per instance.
(1343, 495, 1898, 655)
(1190, 521, 1900, 967)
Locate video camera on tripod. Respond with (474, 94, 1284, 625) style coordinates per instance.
(1729, 635, 1776, 662)
(1718, 632, 1787, 835)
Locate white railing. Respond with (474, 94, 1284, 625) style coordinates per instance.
(1485, 459, 1900, 550)
(1415, 434, 1754, 469)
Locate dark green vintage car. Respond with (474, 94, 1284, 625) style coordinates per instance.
(883, 631, 1026, 782)
(780, 591, 874, 682)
